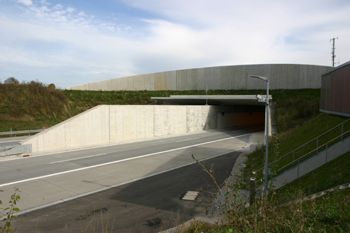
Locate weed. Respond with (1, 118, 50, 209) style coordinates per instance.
(185, 165, 350, 233)
(0, 188, 21, 233)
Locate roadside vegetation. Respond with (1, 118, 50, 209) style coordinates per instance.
(0, 77, 321, 136)
(1, 78, 349, 232)
(0, 78, 73, 133)
(183, 151, 350, 233)
(181, 91, 350, 232)
(246, 113, 350, 181)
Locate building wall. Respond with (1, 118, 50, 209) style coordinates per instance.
(67, 64, 332, 91)
(320, 61, 350, 117)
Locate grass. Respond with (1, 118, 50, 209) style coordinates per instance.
(1, 80, 349, 232)
(0, 81, 76, 135)
(246, 113, 349, 181)
(0, 83, 323, 134)
(275, 151, 350, 202)
(183, 150, 350, 233)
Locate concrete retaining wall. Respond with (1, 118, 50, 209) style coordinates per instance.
(21, 105, 250, 154)
(273, 136, 350, 190)
(67, 64, 332, 91)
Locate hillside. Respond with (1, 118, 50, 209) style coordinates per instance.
(1, 80, 349, 232)
(0, 81, 74, 132)
(0, 79, 323, 136)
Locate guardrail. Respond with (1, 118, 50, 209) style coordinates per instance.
(0, 129, 45, 137)
(255, 118, 350, 178)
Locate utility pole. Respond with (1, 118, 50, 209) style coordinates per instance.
(330, 37, 338, 67)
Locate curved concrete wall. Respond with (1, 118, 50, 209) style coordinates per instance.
(67, 64, 332, 91)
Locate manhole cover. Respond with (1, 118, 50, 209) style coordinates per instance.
(181, 191, 199, 201)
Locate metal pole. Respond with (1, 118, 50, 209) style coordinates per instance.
(297, 159, 300, 179)
(341, 123, 344, 141)
(250, 75, 269, 196)
(264, 80, 269, 195)
(250, 177, 256, 205)
(332, 38, 335, 67)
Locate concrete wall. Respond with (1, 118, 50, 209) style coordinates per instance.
(21, 105, 247, 154)
(67, 64, 332, 91)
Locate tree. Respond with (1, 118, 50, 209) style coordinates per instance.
(4, 77, 19, 84)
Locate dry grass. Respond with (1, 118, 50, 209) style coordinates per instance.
(0, 81, 70, 122)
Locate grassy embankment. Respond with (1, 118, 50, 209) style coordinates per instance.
(1, 80, 349, 231)
(182, 90, 350, 232)
(182, 95, 350, 232)
(0, 81, 72, 132)
(1, 81, 321, 136)
(185, 150, 350, 232)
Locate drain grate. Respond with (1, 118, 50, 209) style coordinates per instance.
(181, 191, 199, 201)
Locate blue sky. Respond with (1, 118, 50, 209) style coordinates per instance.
(1, 0, 349, 88)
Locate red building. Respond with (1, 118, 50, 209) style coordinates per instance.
(320, 61, 350, 117)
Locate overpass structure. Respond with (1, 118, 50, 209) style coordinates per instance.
(14, 63, 332, 155)
(19, 95, 270, 154)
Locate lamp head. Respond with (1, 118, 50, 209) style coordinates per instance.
(251, 75, 269, 81)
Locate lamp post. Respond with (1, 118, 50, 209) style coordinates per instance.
(251, 75, 269, 196)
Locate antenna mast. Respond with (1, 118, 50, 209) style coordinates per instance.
(330, 37, 338, 67)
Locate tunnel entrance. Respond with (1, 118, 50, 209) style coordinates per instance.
(217, 105, 265, 130)
(151, 95, 271, 134)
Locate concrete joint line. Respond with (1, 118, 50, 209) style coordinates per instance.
(0, 133, 252, 188)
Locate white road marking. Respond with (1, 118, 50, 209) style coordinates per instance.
(0, 133, 251, 188)
(15, 147, 244, 216)
(49, 153, 107, 164)
(175, 137, 200, 143)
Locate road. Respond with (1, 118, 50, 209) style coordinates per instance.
(0, 128, 260, 232)
(0, 136, 29, 150)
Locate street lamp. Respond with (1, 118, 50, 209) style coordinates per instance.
(251, 75, 269, 196)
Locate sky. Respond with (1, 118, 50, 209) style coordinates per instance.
(0, 0, 349, 88)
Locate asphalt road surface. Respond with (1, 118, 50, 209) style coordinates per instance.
(0, 127, 260, 232)
(11, 151, 241, 233)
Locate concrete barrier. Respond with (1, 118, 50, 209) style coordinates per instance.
(67, 64, 332, 91)
(20, 105, 260, 154)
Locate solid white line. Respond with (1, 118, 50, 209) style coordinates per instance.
(175, 137, 200, 143)
(15, 147, 244, 216)
(0, 133, 251, 188)
(49, 153, 107, 164)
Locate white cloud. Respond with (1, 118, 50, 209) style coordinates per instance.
(66, 7, 75, 13)
(16, 0, 32, 6)
(1, 0, 350, 88)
